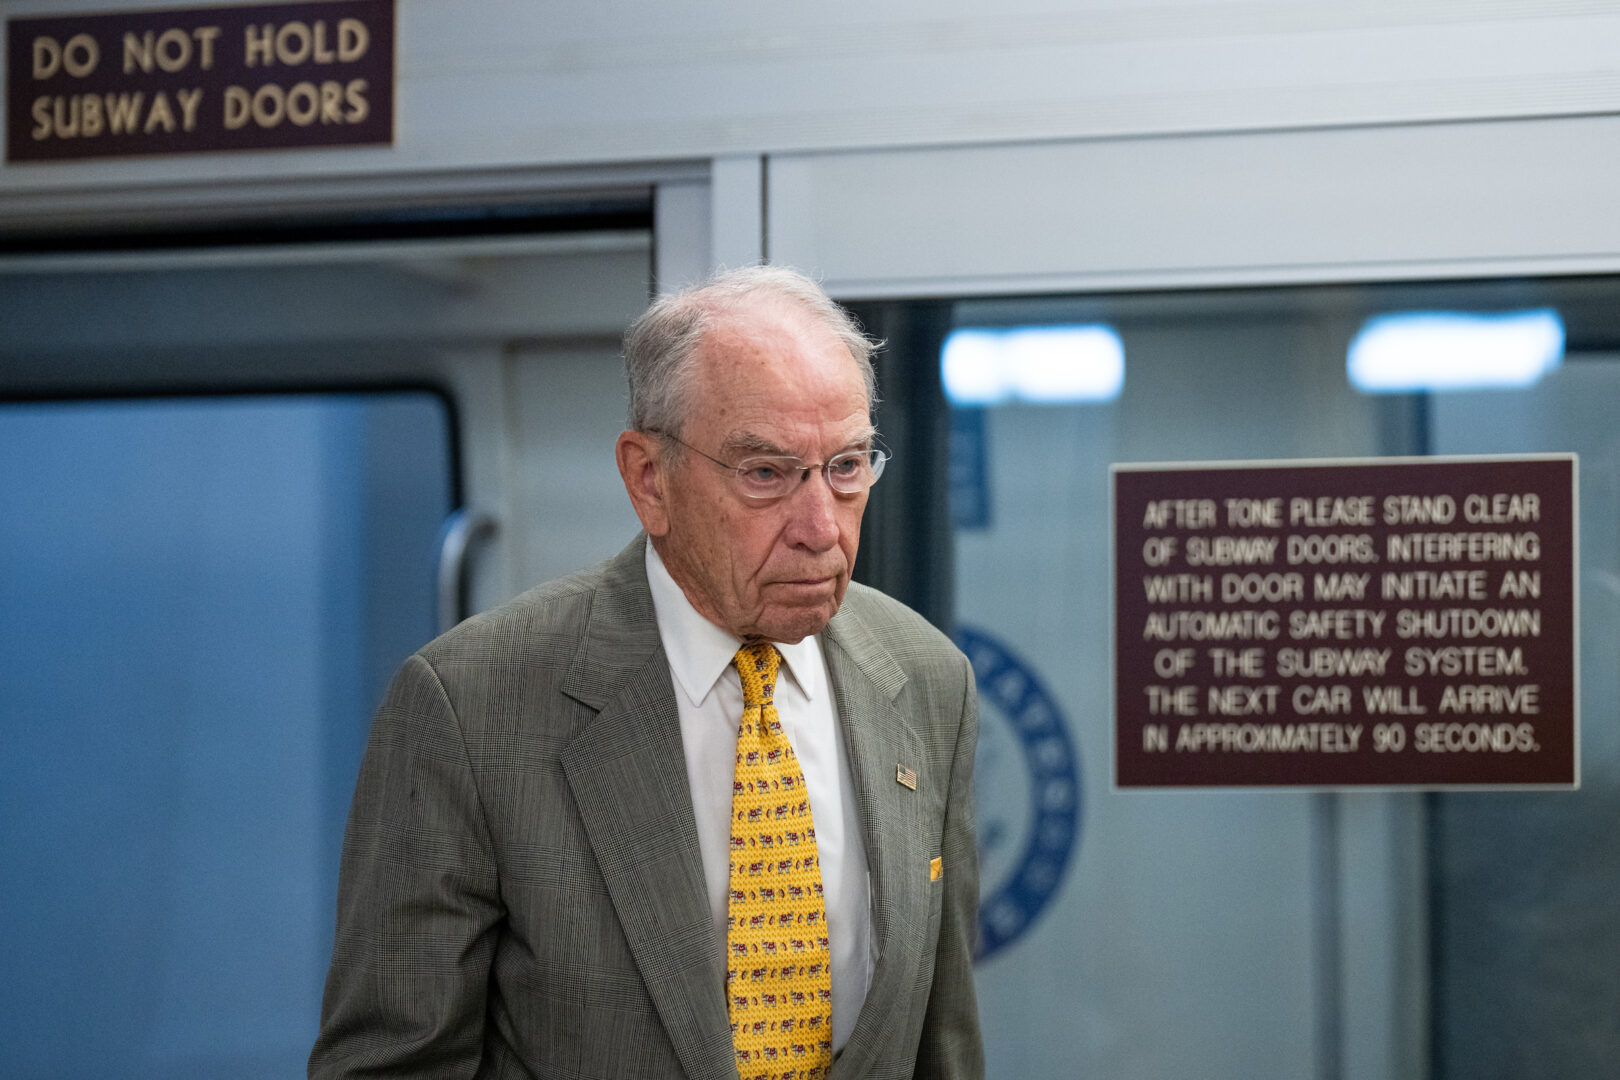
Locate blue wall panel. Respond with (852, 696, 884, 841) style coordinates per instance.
(0, 394, 449, 1079)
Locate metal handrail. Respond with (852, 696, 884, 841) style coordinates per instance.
(436, 508, 498, 635)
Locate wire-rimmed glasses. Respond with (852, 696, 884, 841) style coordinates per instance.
(650, 430, 890, 503)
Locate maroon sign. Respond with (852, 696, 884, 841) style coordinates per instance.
(1114, 456, 1577, 789)
(7, 1, 393, 163)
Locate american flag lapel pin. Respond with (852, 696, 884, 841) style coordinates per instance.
(896, 764, 917, 790)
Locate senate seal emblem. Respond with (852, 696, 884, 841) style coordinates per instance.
(953, 625, 1082, 962)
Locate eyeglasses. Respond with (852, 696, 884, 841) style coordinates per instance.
(650, 430, 890, 503)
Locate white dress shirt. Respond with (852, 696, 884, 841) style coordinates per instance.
(644, 542, 873, 1052)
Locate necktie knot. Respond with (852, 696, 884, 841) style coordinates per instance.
(735, 642, 781, 708)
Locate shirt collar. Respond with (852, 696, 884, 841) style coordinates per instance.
(644, 541, 820, 707)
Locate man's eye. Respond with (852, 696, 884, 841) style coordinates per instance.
(744, 463, 786, 483)
(829, 455, 862, 477)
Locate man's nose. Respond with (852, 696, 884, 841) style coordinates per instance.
(784, 468, 842, 550)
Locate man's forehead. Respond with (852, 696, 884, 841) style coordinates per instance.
(719, 425, 876, 458)
(691, 305, 866, 389)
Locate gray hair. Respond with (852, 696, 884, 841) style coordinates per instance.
(623, 265, 879, 438)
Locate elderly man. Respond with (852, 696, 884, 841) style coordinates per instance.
(310, 266, 982, 1080)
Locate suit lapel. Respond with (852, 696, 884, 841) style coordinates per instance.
(821, 602, 928, 1079)
(558, 539, 735, 1080)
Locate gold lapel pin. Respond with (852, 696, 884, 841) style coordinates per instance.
(896, 764, 917, 790)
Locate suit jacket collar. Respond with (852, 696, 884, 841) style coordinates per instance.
(559, 540, 929, 1080)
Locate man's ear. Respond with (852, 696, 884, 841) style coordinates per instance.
(616, 430, 671, 537)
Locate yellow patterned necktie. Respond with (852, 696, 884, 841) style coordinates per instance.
(727, 642, 833, 1080)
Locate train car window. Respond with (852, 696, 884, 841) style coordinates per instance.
(0, 391, 451, 1080)
(851, 275, 1620, 1079)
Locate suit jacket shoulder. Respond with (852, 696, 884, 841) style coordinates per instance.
(412, 537, 662, 738)
(834, 582, 964, 658)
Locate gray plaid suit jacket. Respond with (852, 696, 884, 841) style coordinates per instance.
(310, 536, 982, 1079)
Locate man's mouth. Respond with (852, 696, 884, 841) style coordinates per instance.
(774, 574, 838, 590)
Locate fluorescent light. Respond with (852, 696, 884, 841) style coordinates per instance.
(941, 324, 1125, 405)
(1348, 308, 1564, 393)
